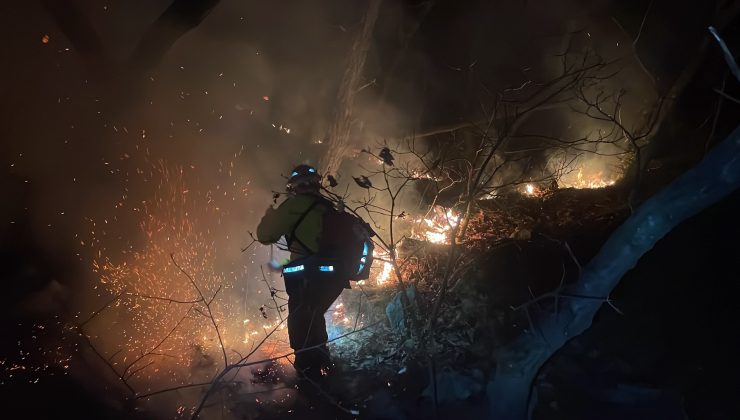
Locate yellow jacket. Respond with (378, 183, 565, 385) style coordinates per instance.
(256, 193, 329, 262)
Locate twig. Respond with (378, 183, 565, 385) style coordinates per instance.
(633, 0, 654, 47)
(241, 232, 258, 253)
(706, 74, 728, 152)
(354, 293, 364, 331)
(126, 360, 155, 380)
(127, 292, 201, 305)
(709, 26, 740, 83)
(261, 265, 285, 322)
(122, 306, 194, 380)
(712, 88, 740, 105)
(136, 381, 222, 400)
(79, 291, 124, 328)
(170, 253, 228, 368)
(76, 325, 135, 395)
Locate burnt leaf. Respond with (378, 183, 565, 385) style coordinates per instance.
(327, 174, 339, 188)
(353, 175, 373, 189)
(379, 147, 395, 166)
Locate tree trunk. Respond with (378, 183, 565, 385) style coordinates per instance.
(487, 123, 740, 419)
(320, 0, 382, 176)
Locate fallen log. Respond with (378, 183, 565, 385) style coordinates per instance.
(485, 121, 740, 419)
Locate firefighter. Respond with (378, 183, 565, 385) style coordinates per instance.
(256, 164, 346, 378)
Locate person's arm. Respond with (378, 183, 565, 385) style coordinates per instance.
(256, 197, 301, 244)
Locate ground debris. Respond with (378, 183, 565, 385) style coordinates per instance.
(325, 186, 629, 410)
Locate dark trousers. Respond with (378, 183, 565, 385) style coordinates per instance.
(284, 273, 346, 371)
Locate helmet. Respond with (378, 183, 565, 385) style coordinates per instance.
(287, 164, 321, 192)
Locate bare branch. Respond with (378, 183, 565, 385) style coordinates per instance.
(170, 253, 228, 368)
(79, 292, 124, 328)
(709, 26, 740, 83)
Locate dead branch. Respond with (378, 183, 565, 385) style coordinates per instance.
(122, 306, 194, 380)
(259, 265, 288, 321)
(709, 26, 740, 83)
(126, 293, 201, 305)
(170, 253, 228, 368)
(79, 291, 124, 328)
(240, 232, 259, 253)
(136, 381, 216, 400)
(75, 324, 135, 395)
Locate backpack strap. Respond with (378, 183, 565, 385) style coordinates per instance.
(287, 196, 332, 255)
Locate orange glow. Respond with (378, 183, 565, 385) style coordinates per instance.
(83, 155, 289, 392)
(412, 206, 459, 245)
(372, 250, 393, 286)
(571, 168, 617, 189)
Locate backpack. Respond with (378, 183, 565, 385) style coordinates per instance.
(318, 204, 375, 280)
(285, 195, 375, 280)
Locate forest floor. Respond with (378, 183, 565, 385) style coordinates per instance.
(6, 175, 737, 420)
(224, 185, 635, 419)
(240, 179, 740, 420)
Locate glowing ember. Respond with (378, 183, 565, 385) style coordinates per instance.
(520, 183, 546, 197)
(412, 206, 459, 245)
(410, 169, 441, 181)
(555, 155, 621, 190)
(371, 249, 394, 286)
(425, 230, 447, 244)
(81, 154, 291, 394)
(377, 260, 393, 285)
(89, 163, 232, 369)
(571, 168, 617, 189)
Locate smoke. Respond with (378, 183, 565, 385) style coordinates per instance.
(0, 1, 371, 415)
(1, 0, 662, 417)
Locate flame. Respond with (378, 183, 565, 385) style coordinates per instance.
(376, 259, 393, 286)
(556, 154, 621, 190)
(365, 206, 460, 287)
(369, 249, 393, 286)
(425, 231, 448, 243)
(410, 169, 440, 181)
(570, 168, 617, 189)
(521, 183, 547, 197)
(412, 206, 459, 245)
(520, 167, 618, 197)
